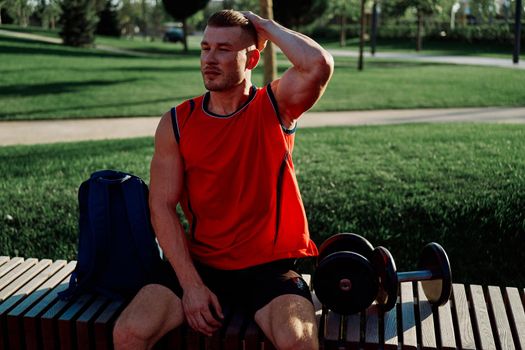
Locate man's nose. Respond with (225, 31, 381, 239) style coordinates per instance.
(203, 49, 218, 64)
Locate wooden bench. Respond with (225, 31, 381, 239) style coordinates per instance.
(0, 256, 524, 349)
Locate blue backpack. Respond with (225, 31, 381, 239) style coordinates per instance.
(60, 170, 163, 300)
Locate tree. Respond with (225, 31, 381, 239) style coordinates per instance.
(162, 0, 210, 51)
(42, 0, 61, 29)
(273, 0, 327, 29)
(383, 0, 441, 51)
(96, 0, 121, 37)
(4, 0, 34, 27)
(59, 0, 99, 47)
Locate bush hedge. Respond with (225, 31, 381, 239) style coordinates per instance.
(310, 21, 525, 46)
(1, 124, 524, 288)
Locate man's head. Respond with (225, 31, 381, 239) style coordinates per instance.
(200, 10, 260, 92)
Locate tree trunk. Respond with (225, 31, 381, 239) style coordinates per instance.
(358, 0, 365, 70)
(513, 0, 522, 63)
(371, 1, 378, 55)
(416, 11, 423, 52)
(182, 18, 189, 52)
(340, 13, 346, 47)
(259, 0, 277, 85)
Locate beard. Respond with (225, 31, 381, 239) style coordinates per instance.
(202, 69, 242, 92)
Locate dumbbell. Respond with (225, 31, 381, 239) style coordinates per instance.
(372, 243, 452, 311)
(313, 233, 379, 315)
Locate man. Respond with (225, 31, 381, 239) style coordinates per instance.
(113, 10, 333, 350)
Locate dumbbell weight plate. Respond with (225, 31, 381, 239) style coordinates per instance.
(318, 233, 375, 263)
(313, 251, 378, 315)
(419, 242, 452, 306)
(371, 246, 398, 311)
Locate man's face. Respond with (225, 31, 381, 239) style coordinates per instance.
(200, 26, 255, 92)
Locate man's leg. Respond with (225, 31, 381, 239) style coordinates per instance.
(254, 294, 319, 350)
(113, 284, 185, 350)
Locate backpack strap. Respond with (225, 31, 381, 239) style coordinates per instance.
(121, 176, 159, 271)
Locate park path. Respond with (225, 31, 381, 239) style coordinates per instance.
(1, 107, 525, 146)
(1, 28, 523, 68)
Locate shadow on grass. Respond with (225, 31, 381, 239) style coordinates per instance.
(0, 36, 146, 59)
(0, 78, 140, 97)
(0, 95, 196, 120)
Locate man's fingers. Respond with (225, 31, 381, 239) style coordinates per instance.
(210, 295, 224, 320)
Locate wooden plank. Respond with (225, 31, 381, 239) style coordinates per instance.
(57, 293, 94, 350)
(417, 282, 437, 350)
(0, 259, 51, 308)
(451, 284, 476, 350)
(384, 303, 398, 350)
(76, 295, 108, 350)
(22, 280, 71, 350)
(487, 286, 516, 350)
(4, 260, 65, 350)
(324, 310, 342, 342)
(365, 303, 380, 349)
(344, 312, 361, 348)
(437, 295, 456, 349)
(0, 257, 23, 279)
(400, 282, 417, 350)
(8, 261, 74, 318)
(0, 258, 37, 294)
(94, 300, 125, 350)
(505, 287, 525, 350)
(0, 258, 9, 269)
(224, 308, 244, 350)
(186, 326, 202, 350)
(244, 319, 259, 350)
(470, 285, 496, 350)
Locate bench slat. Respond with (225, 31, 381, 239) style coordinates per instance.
(384, 303, 399, 350)
(365, 303, 380, 349)
(400, 282, 417, 350)
(243, 319, 259, 350)
(324, 310, 342, 342)
(344, 312, 361, 346)
(437, 294, 457, 349)
(417, 282, 437, 350)
(505, 287, 525, 350)
(0, 257, 23, 279)
(224, 308, 244, 350)
(0, 258, 9, 269)
(94, 300, 125, 350)
(77, 295, 109, 350)
(488, 286, 516, 350)
(470, 285, 496, 350)
(0, 258, 37, 294)
(451, 283, 476, 350)
(0, 259, 51, 310)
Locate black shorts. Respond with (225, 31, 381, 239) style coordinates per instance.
(148, 258, 313, 314)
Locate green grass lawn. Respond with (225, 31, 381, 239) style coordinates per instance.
(1, 123, 524, 287)
(1, 33, 525, 120)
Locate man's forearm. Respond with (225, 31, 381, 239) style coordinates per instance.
(151, 205, 203, 290)
(254, 17, 332, 75)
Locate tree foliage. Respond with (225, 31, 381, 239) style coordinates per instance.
(96, 0, 121, 37)
(59, 0, 99, 47)
(162, 0, 209, 51)
(273, 0, 327, 28)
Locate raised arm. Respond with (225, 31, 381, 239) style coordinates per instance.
(244, 12, 334, 128)
(149, 113, 223, 336)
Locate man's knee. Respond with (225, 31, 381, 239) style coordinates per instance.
(272, 322, 319, 350)
(113, 317, 152, 349)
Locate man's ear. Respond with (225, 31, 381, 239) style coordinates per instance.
(246, 49, 260, 70)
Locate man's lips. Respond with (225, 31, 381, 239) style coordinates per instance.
(203, 68, 221, 76)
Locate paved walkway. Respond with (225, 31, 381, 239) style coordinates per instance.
(1, 107, 524, 146)
(1, 28, 522, 68)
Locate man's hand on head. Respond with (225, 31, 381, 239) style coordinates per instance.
(242, 11, 268, 52)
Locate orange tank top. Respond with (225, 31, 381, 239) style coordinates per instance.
(171, 84, 318, 269)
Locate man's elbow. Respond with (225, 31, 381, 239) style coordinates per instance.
(316, 51, 334, 84)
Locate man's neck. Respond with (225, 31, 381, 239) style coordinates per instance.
(207, 81, 253, 116)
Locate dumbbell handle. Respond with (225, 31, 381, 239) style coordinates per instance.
(397, 269, 434, 282)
